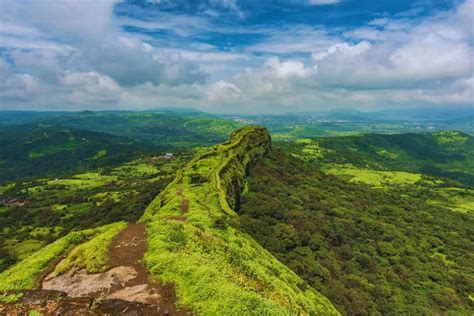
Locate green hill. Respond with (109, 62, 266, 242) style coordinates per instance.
(141, 126, 338, 315)
(279, 131, 474, 185)
(0, 125, 155, 182)
(0, 111, 242, 150)
(0, 126, 338, 315)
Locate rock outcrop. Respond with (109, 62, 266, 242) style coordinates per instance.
(142, 126, 339, 315)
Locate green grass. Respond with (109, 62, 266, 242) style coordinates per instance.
(4, 239, 44, 260)
(92, 191, 124, 203)
(0, 183, 14, 195)
(53, 221, 127, 275)
(142, 126, 339, 315)
(0, 226, 111, 291)
(434, 131, 468, 144)
(427, 188, 474, 214)
(288, 139, 326, 162)
(24, 173, 117, 196)
(431, 252, 455, 267)
(92, 149, 107, 159)
(0, 292, 23, 303)
(112, 161, 160, 177)
(325, 165, 423, 187)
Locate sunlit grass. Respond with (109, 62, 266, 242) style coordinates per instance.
(53, 221, 127, 275)
(325, 165, 422, 187)
(0, 224, 117, 291)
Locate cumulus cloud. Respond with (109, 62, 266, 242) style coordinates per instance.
(311, 41, 371, 61)
(200, 0, 473, 112)
(0, 0, 472, 112)
(308, 0, 342, 5)
(0, 0, 206, 94)
(312, 3, 473, 91)
(264, 57, 315, 79)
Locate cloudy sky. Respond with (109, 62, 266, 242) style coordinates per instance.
(0, 0, 472, 113)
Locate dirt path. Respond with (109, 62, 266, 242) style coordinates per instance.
(109, 223, 148, 283)
(107, 222, 190, 315)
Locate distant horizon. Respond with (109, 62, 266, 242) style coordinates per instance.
(0, 105, 472, 117)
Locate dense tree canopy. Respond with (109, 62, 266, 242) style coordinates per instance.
(240, 150, 474, 315)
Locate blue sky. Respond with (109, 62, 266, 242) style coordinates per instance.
(0, 0, 472, 113)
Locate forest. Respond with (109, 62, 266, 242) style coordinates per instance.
(239, 149, 473, 314)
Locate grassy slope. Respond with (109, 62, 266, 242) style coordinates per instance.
(141, 126, 339, 315)
(53, 221, 127, 275)
(278, 131, 474, 186)
(279, 132, 474, 215)
(0, 154, 188, 271)
(239, 150, 474, 315)
(0, 222, 126, 291)
(0, 111, 242, 183)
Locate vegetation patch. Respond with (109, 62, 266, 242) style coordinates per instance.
(0, 225, 115, 291)
(53, 221, 128, 275)
(434, 131, 468, 144)
(0, 292, 23, 303)
(4, 239, 45, 261)
(427, 188, 474, 214)
(325, 165, 423, 187)
(277, 131, 474, 186)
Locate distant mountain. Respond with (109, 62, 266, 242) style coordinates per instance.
(371, 108, 473, 122)
(0, 111, 67, 125)
(284, 107, 474, 122)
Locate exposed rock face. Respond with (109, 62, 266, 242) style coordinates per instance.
(42, 266, 138, 298)
(107, 284, 162, 304)
(0, 289, 165, 315)
(43, 267, 163, 305)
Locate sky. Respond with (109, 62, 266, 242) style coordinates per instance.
(0, 0, 473, 113)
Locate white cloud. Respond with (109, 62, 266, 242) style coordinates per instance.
(308, 0, 342, 5)
(264, 57, 315, 79)
(0, 0, 472, 113)
(0, 0, 206, 87)
(311, 41, 371, 61)
(207, 80, 242, 101)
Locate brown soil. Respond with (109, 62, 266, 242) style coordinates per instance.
(0, 289, 162, 315)
(107, 223, 190, 315)
(180, 199, 189, 213)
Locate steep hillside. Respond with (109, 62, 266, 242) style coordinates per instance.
(0, 125, 155, 182)
(279, 131, 474, 185)
(240, 149, 474, 315)
(141, 126, 339, 315)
